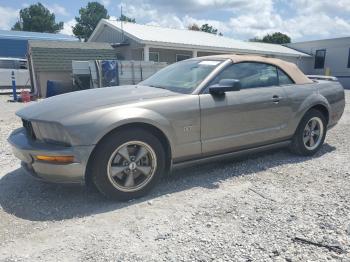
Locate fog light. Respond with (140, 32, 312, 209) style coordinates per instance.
(36, 155, 74, 163)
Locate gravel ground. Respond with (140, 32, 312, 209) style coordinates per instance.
(0, 92, 349, 262)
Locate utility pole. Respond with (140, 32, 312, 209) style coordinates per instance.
(121, 5, 124, 42)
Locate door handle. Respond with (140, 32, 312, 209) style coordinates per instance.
(272, 95, 280, 103)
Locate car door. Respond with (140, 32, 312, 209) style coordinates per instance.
(199, 62, 292, 155)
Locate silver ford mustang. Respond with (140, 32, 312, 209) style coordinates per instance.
(8, 55, 345, 200)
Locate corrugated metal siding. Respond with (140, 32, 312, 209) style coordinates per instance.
(93, 26, 125, 43)
(0, 39, 28, 58)
(93, 29, 143, 50)
(30, 47, 117, 72)
(29, 40, 114, 49)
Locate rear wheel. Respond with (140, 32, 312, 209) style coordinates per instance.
(290, 109, 327, 156)
(90, 128, 165, 200)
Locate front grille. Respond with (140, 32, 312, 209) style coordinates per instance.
(22, 119, 36, 140)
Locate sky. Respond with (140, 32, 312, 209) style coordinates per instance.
(0, 0, 349, 42)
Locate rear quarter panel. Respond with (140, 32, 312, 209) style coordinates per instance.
(316, 80, 345, 127)
(282, 80, 345, 138)
(282, 83, 328, 137)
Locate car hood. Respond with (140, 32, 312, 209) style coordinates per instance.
(17, 85, 180, 121)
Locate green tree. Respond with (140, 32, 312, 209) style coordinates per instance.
(119, 14, 136, 23)
(188, 23, 200, 31)
(12, 2, 63, 33)
(188, 23, 222, 35)
(250, 32, 291, 44)
(200, 23, 218, 35)
(73, 2, 109, 41)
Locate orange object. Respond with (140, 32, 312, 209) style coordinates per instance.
(36, 155, 74, 163)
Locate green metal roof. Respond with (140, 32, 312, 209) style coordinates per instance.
(29, 40, 117, 72)
(29, 40, 113, 49)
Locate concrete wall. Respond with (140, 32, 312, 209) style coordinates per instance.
(288, 38, 350, 88)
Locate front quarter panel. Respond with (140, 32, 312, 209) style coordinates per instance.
(61, 95, 201, 160)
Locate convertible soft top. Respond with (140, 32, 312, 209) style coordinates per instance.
(200, 54, 313, 85)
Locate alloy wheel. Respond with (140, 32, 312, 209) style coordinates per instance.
(303, 117, 324, 151)
(107, 141, 157, 192)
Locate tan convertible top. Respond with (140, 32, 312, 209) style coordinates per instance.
(200, 54, 313, 85)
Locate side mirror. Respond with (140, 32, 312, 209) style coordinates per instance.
(209, 79, 241, 95)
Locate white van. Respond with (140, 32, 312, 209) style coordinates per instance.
(0, 57, 30, 89)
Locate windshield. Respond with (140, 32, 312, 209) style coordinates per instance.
(140, 59, 224, 94)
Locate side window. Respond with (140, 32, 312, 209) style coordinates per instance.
(314, 49, 326, 69)
(211, 62, 278, 89)
(278, 68, 294, 85)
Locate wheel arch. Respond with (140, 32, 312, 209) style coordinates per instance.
(308, 104, 329, 124)
(291, 102, 330, 138)
(292, 92, 331, 130)
(85, 122, 172, 186)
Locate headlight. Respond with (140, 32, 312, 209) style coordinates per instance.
(31, 121, 71, 146)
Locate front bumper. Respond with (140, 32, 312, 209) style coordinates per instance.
(8, 128, 94, 184)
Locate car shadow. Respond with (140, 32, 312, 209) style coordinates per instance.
(0, 144, 336, 222)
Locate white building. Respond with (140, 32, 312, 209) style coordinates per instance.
(89, 20, 310, 64)
(288, 37, 350, 88)
(89, 20, 350, 89)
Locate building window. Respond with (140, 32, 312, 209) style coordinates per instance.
(314, 49, 326, 69)
(149, 52, 159, 62)
(176, 54, 191, 62)
(142, 51, 160, 62)
(348, 48, 350, 68)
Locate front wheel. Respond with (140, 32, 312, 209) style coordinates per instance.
(290, 109, 327, 156)
(90, 128, 166, 200)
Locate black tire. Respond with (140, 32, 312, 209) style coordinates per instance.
(89, 128, 166, 200)
(290, 109, 327, 156)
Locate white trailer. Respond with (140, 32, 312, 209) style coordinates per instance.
(0, 58, 30, 90)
